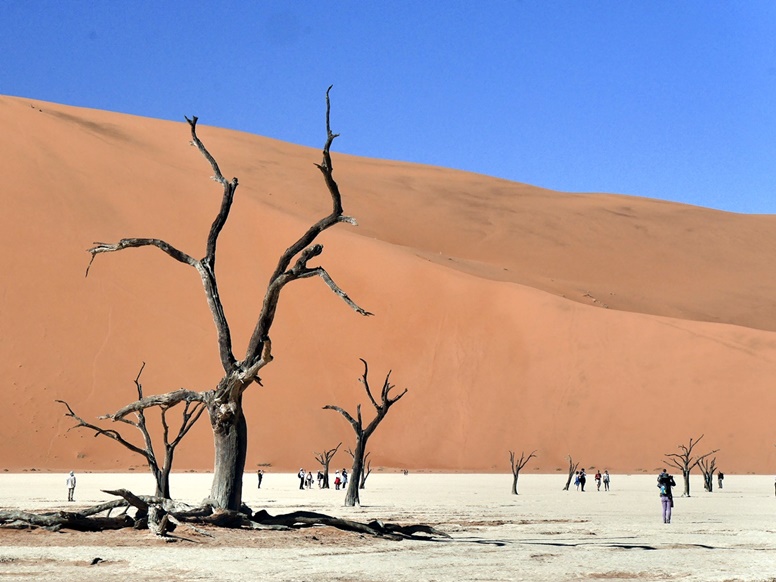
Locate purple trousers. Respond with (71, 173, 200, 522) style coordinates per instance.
(661, 496, 672, 523)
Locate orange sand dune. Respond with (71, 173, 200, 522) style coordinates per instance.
(1, 95, 774, 476)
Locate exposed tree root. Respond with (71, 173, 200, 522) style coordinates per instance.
(0, 489, 450, 541)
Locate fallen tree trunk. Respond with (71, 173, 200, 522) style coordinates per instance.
(0, 489, 449, 541)
(0, 509, 133, 532)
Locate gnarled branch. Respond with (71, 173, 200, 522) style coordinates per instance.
(104, 388, 209, 421)
(245, 87, 368, 365)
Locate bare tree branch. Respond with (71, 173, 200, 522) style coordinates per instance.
(563, 455, 580, 491)
(509, 450, 537, 495)
(325, 360, 408, 506)
(86, 238, 196, 277)
(314, 442, 342, 488)
(322, 405, 359, 430)
(57, 399, 150, 459)
(664, 435, 720, 497)
(104, 388, 209, 421)
(298, 266, 373, 316)
(58, 364, 208, 499)
(244, 87, 369, 365)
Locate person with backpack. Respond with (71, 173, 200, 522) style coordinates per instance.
(657, 469, 677, 523)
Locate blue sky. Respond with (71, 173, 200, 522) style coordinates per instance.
(3, 1, 776, 214)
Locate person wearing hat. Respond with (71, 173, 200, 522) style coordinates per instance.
(66, 471, 77, 502)
(297, 468, 306, 490)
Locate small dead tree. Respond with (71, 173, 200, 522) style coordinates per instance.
(314, 442, 341, 488)
(347, 448, 372, 489)
(664, 435, 719, 497)
(509, 450, 537, 495)
(324, 359, 407, 507)
(57, 363, 205, 498)
(699, 455, 718, 492)
(562, 455, 580, 491)
(85, 87, 371, 510)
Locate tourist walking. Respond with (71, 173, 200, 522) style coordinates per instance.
(657, 469, 677, 523)
(595, 470, 602, 491)
(603, 470, 610, 491)
(579, 468, 587, 492)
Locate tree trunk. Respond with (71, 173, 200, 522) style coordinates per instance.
(345, 440, 365, 507)
(158, 453, 173, 499)
(512, 472, 519, 495)
(209, 399, 248, 511)
(681, 469, 691, 497)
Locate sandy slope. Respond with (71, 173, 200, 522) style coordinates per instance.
(1, 95, 775, 475)
(0, 472, 774, 582)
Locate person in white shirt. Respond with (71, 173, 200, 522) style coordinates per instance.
(66, 471, 76, 502)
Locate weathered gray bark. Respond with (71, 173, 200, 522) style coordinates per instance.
(664, 435, 719, 497)
(324, 359, 407, 506)
(509, 450, 537, 495)
(85, 88, 370, 510)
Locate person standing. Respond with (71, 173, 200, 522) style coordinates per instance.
(66, 471, 76, 502)
(657, 469, 677, 523)
(717, 470, 724, 489)
(595, 470, 602, 491)
(334, 470, 341, 490)
(257, 469, 264, 489)
(297, 468, 306, 490)
(341, 468, 348, 489)
(579, 468, 587, 492)
(603, 470, 611, 491)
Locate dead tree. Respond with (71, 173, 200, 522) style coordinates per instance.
(314, 442, 341, 488)
(56, 363, 204, 499)
(324, 359, 407, 506)
(698, 455, 718, 492)
(562, 455, 580, 491)
(0, 494, 450, 540)
(347, 448, 372, 488)
(509, 450, 537, 495)
(664, 435, 719, 497)
(84, 88, 371, 510)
